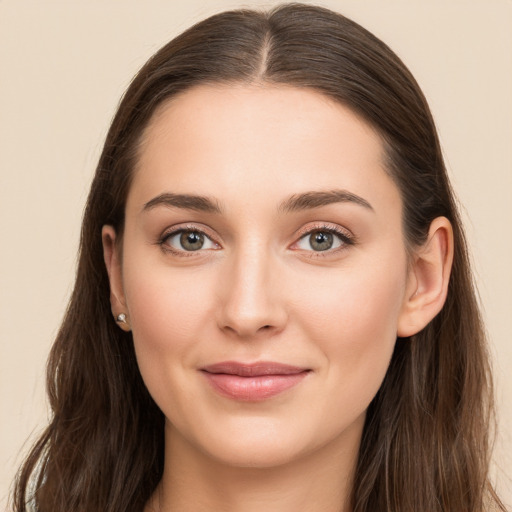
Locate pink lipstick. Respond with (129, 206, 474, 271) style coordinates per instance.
(200, 361, 310, 401)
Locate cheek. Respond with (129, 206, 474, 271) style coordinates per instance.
(127, 274, 211, 346)
(295, 255, 407, 402)
(123, 234, 219, 331)
(299, 259, 405, 337)
(121, 253, 218, 398)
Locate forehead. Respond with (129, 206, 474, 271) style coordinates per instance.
(129, 84, 400, 217)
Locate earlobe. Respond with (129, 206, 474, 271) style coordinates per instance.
(397, 217, 454, 337)
(102, 225, 131, 331)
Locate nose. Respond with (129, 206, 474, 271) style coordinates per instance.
(216, 245, 288, 339)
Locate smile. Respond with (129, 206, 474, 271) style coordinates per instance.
(200, 361, 311, 401)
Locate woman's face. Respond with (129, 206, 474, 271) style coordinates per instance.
(108, 85, 413, 468)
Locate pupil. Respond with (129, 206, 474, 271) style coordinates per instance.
(180, 231, 204, 251)
(310, 231, 333, 251)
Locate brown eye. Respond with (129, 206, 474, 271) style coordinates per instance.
(180, 231, 204, 251)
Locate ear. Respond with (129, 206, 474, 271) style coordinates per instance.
(102, 225, 131, 331)
(397, 217, 454, 337)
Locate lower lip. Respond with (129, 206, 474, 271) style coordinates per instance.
(201, 371, 309, 401)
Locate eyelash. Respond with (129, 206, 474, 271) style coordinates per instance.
(158, 224, 218, 258)
(294, 224, 355, 258)
(158, 223, 355, 258)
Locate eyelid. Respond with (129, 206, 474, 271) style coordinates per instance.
(159, 223, 221, 256)
(294, 222, 353, 241)
(290, 222, 355, 256)
(157, 221, 355, 258)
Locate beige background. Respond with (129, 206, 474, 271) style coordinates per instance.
(1, 0, 511, 509)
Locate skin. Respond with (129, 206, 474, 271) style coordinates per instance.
(103, 84, 453, 512)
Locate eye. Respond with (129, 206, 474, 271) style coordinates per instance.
(161, 228, 219, 253)
(294, 226, 353, 253)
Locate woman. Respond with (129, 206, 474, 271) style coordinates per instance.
(11, 4, 507, 511)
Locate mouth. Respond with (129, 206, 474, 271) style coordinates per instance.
(200, 361, 311, 401)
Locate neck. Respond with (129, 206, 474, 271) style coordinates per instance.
(146, 419, 362, 512)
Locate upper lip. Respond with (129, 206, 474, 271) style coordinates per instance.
(201, 361, 309, 377)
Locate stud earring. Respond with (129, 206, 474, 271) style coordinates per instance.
(116, 313, 127, 324)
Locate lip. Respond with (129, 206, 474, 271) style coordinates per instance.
(200, 361, 311, 401)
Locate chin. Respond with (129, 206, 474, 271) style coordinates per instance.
(176, 411, 362, 471)
(205, 438, 312, 470)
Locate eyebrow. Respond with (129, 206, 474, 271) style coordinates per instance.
(277, 189, 373, 214)
(142, 189, 373, 215)
(143, 193, 223, 214)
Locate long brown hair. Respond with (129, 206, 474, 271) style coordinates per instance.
(12, 4, 506, 511)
